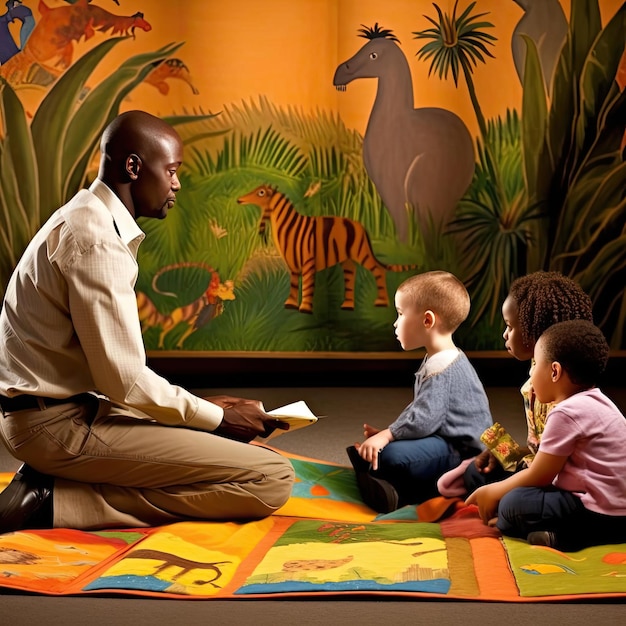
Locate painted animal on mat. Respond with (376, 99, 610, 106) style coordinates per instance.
(282, 556, 354, 572)
(237, 184, 417, 314)
(137, 262, 234, 349)
(333, 24, 475, 241)
(125, 549, 231, 588)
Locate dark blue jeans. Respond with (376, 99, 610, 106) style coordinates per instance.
(374, 435, 462, 505)
(463, 457, 512, 494)
(496, 486, 626, 551)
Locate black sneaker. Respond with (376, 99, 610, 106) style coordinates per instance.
(346, 446, 399, 513)
(527, 530, 558, 548)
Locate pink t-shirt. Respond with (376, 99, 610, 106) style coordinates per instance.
(539, 388, 626, 515)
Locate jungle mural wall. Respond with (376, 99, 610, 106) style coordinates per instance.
(0, 0, 624, 354)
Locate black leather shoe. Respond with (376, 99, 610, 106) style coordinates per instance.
(346, 446, 399, 513)
(0, 464, 53, 533)
(527, 530, 558, 548)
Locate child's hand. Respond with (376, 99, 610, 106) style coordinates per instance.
(474, 450, 499, 474)
(465, 485, 500, 524)
(356, 428, 393, 471)
(363, 423, 380, 438)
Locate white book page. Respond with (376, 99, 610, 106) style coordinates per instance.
(268, 400, 317, 419)
(259, 401, 319, 440)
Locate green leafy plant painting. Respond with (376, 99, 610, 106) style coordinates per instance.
(413, 0, 626, 349)
(0, 37, 209, 291)
(1, 1, 624, 353)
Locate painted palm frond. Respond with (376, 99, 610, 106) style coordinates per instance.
(450, 192, 541, 322)
(413, 0, 502, 206)
(1, 40, 212, 300)
(190, 127, 307, 180)
(0, 78, 37, 279)
(184, 96, 363, 178)
(448, 111, 534, 324)
(413, 0, 496, 87)
(520, 0, 626, 347)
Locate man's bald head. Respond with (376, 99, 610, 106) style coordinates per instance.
(98, 110, 184, 219)
(99, 110, 180, 176)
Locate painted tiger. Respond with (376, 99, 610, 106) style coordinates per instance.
(136, 262, 234, 348)
(237, 184, 417, 314)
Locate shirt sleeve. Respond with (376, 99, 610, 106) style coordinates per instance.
(65, 237, 223, 431)
(389, 372, 450, 440)
(536, 408, 580, 458)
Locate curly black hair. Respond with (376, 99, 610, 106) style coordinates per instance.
(539, 320, 609, 387)
(508, 271, 593, 347)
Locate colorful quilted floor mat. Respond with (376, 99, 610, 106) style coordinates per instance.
(1, 453, 625, 601)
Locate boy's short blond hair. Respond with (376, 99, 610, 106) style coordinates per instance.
(397, 271, 470, 333)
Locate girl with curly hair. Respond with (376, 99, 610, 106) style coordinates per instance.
(461, 271, 594, 493)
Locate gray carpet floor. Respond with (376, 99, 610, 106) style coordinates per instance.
(2, 386, 626, 625)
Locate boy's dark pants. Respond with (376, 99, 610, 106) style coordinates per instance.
(496, 486, 626, 551)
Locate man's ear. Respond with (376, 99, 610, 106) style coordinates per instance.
(423, 309, 435, 329)
(551, 361, 563, 382)
(126, 154, 142, 180)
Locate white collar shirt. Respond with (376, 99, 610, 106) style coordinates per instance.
(0, 179, 223, 430)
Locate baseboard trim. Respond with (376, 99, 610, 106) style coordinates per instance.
(147, 351, 625, 388)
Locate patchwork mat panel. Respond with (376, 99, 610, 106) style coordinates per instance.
(1, 455, 625, 601)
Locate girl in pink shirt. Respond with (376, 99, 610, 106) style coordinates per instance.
(467, 320, 626, 551)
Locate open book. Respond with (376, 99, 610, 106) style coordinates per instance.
(259, 400, 319, 441)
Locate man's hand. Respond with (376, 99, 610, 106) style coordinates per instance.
(473, 449, 499, 474)
(205, 395, 289, 443)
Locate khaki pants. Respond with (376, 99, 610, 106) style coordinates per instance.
(0, 396, 294, 529)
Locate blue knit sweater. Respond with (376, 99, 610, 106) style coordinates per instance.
(389, 349, 492, 451)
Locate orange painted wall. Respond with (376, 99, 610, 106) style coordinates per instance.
(13, 0, 623, 140)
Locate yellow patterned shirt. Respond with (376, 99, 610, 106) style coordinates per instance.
(519, 363, 555, 467)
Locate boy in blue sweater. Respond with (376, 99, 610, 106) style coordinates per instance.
(347, 271, 492, 512)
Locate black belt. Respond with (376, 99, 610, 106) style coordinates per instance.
(0, 393, 93, 413)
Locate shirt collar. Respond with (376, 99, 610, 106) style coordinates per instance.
(88, 179, 145, 247)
